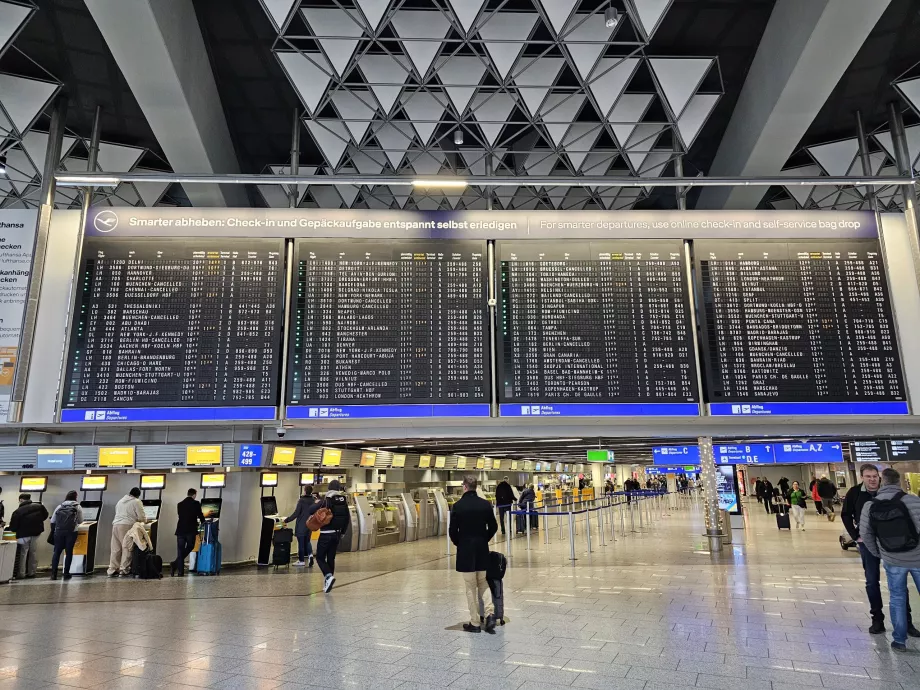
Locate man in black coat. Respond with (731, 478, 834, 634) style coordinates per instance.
(9, 493, 49, 579)
(449, 476, 498, 633)
(171, 488, 206, 577)
(494, 477, 515, 535)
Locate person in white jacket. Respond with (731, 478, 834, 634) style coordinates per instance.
(107, 488, 145, 577)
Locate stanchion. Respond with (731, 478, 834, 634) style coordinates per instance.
(585, 510, 592, 552)
(506, 511, 512, 559)
(568, 512, 576, 562)
(609, 501, 616, 542)
(638, 496, 644, 528)
(597, 507, 605, 547)
(630, 499, 637, 532)
(543, 513, 549, 544)
(446, 511, 452, 556)
(526, 510, 531, 551)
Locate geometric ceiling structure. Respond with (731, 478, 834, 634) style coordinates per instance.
(263, 0, 722, 210)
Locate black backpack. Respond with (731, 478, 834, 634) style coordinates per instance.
(869, 492, 920, 553)
(55, 503, 79, 533)
(487, 551, 507, 581)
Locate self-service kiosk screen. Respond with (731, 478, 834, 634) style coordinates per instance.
(262, 496, 279, 516)
(81, 506, 100, 522)
(143, 505, 159, 520)
(200, 500, 221, 519)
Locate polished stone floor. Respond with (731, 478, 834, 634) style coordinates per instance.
(0, 494, 918, 689)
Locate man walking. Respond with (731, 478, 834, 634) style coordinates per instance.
(494, 476, 514, 535)
(108, 487, 145, 577)
(860, 468, 920, 651)
(449, 475, 498, 634)
(306, 479, 349, 593)
(817, 475, 838, 521)
(171, 488, 205, 577)
(8, 493, 48, 579)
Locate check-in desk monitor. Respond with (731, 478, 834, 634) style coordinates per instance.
(200, 499, 222, 520)
(141, 501, 162, 551)
(257, 495, 285, 566)
(143, 505, 160, 520)
(71, 503, 102, 576)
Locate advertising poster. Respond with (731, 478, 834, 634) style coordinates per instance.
(0, 210, 36, 419)
(716, 464, 742, 515)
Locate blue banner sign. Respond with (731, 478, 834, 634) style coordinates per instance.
(714, 444, 776, 465)
(500, 403, 700, 417)
(286, 404, 490, 420)
(773, 441, 843, 464)
(653, 445, 701, 464)
(61, 407, 277, 423)
(647, 466, 699, 474)
(238, 444, 264, 468)
(710, 402, 909, 416)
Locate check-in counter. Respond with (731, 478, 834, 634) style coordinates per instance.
(338, 505, 360, 552)
(370, 500, 404, 546)
(432, 488, 449, 536)
(400, 493, 418, 542)
(353, 495, 377, 551)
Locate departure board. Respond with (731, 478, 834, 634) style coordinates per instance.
(61, 238, 284, 422)
(697, 240, 907, 416)
(497, 241, 699, 417)
(285, 240, 489, 419)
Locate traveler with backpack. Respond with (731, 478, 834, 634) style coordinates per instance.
(817, 475, 838, 521)
(171, 489, 206, 577)
(843, 464, 919, 636)
(284, 485, 316, 567)
(49, 491, 83, 581)
(860, 468, 920, 651)
(787, 481, 807, 530)
(305, 479, 349, 593)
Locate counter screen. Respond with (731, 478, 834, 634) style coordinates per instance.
(200, 500, 221, 520)
(81, 506, 100, 522)
(142, 505, 159, 520)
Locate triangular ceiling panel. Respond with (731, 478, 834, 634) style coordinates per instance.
(523, 151, 558, 177)
(542, 0, 579, 36)
(562, 124, 602, 171)
(807, 138, 859, 177)
(372, 121, 415, 169)
(512, 57, 565, 116)
(356, 0, 390, 32)
(630, 0, 673, 40)
(676, 93, 719, 149)
(401, 91, 445, 145)
(875, 125, 920, 171)
(301, 8, 365, 77)
(0, 74, 59, 137)
(131, 172, 171, 208)
(347, 147, 387, 176)
(0, 1, 31, 56)
(478, 12, 539, 81)
(609, 93, 653, 147)
(540, 93, 585, 149)
(471, 92, 517, 147)
(276, 52, 332, 114)
(564, 13, 616, 81)
(20, 130, 77, 170)
(329, 90, 376, 143)
(623, 122, 664, 171)
(895, 78, 920, 118)
(650, 58, 713, 118)
(306, 119, 350, 167)
(446, 0, 486, 33)
(358, 54, 411, 116)
(96, 142, 145, 173)
(390, 11, 451, 79)
(260, 0, 297, 32)
(588, 58, 641, 117)
(436, 56, 488, 115)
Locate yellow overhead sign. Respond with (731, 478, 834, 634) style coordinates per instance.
(272, 446, 296, 466)
(419, 455, 431, 468)
(187, 445, 221, 466)
(476, 458, 485, 469)
(456, 456, 467, 469)
(322, 448, 342, 467)
(391, 454, 406, 468)
(492, 459, 501, 470)
(360, 451, 377, 467)
(434, 456, 446, 468)
(99, 447, 135, 468)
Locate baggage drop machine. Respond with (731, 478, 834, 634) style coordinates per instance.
(432, 488, 449, 536)
(353, 494, 377, 551)
(189, 473, 225, 572)
(400, 493, 418, 542)
(139, 475, 166, 553)
(71, 475, 107, 576)
(256, 472, 287, 566)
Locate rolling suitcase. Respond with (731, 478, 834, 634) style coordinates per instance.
(0, 541, 15, 584)
(197, 542, 221, 575)
(486, 551, 507, 625)
(775, 511, 791, 530)
(515, 512, 526, 534)
(272, 528, 293, 568)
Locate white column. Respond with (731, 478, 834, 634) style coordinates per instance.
(698, 436, 723, 553)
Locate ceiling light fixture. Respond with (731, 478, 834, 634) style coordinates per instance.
(0, 153, 7, 175)
(412, 179, 468, 188)
(454, 130, 464, 145)
(605, 7, 620, 28)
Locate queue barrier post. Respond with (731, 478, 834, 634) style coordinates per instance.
(568, 512, 576, 562)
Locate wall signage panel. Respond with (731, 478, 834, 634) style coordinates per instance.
(0, 210, 37, 420)
(272, 447, 296, 466)
(496, 241, 699, 417)
(697, 240, 907, 416)
(391, 453, 406, 468)
(653, 446, 701, 464)
(186, 445, 221, 466)
(98, 446, 135, 468)
(238, 444, 264, 467)
(714, 444, 775, 465)
(717, 465, 742, 514)
(321, 448, 341, 467)
(772, 441, 843, 464)
(360, 451, 377, 467)
(36, 447, 74, 470)
(61, 238, 284, 423)
(285, 240, 489, 420)
(851, 440, 889, 463)
(888, 439, 920, 461)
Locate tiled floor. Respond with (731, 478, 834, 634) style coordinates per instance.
(1, 494, 918, 689)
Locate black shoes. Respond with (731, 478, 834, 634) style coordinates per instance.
(869, 620, 885, 634)
(908, 625, 920, 638)
(484, 614, 497, 634)
(462, 623, 482, 633)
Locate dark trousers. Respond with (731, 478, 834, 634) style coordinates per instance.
(762, 497, 772, 514)
(50, 531, 78, 579)
(498, 507, 510, 534)
(173, 532, 196, 576)
(297, 534, 313, 561)
(316, 532, 340, 578)
(815, 500, 825, 514)
(859, 543, 912, 624)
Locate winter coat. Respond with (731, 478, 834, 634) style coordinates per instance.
(113, 495, 146, 526)
(9, 501, 49, 538)
(123, 522, 153, 553)
(306, 491, 349, 534)
(176, 497, 206, 536)
(842, 482, 876, 542)
(285, 494, 317, 537)
(494, 481, 515, 508)
(817, 479, 837, 501)
(449, 490, 497, 573)
(518, 487, 536, 508)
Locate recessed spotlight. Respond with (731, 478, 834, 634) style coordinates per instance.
(605, 7, 620, 29)
(454, 130, 464, 145)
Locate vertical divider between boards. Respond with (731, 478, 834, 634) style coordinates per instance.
(683, 240, 707, 416)
(278, 238, 295, 423)
(488, 240, 498, 418)
(54, 211, 89, 422)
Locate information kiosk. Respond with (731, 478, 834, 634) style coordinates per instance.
(140, 475, 165, 552)
(257, 472, 286, 566)
(189, 473, 224, 572)
(71, 475, 107, 576)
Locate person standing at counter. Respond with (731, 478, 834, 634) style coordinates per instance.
(285, 485, 316, 568)
(450, 475, 498, 633)
(494, 477, 514, 535)
(49, 490, 83, 581)
(171, 489, 205, 577)
(108, 488, 145, 578)
(9, 493, 48, 579)
(306, 479, 349, 593)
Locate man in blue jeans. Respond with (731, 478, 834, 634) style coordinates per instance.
(860, 468, 920, 651)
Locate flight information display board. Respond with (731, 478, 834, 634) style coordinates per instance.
(697, 240, 908, 416)
(61, 238, 284, 422)
(497, 240, 699, 417)
(286, 240, 490, 419)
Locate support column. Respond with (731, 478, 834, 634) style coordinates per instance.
(698, 0, 891, 209)
(888, 103, 920, 302)
(289, 108, 300, 209)
(698, 436, 723, 553)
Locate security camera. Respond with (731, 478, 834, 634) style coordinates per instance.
(276, 427, 287, 438)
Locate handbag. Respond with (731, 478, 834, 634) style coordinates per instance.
(46, 525, 55, 545)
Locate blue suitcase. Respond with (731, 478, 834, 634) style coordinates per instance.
(197, 542, 221, 575)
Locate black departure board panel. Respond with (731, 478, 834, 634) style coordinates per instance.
(497, 241, 699, 407)
(697, 240, 906, 410)
(286, 240, 489, 408)
(62, 238, 284, 416)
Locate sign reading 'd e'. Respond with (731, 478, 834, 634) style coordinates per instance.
(272, 446, 296, 466)
(99, 447, 135, 468)
(37, 447, 74, 470)
(187, 445, 222, 466)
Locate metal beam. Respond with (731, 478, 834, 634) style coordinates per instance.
(84, 0, 247, 207)
(698, 0, 892, 210)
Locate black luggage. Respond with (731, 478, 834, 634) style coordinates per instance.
(487, 551, 507, 581)
(272, 528, 293, 568)
(776, 511, 791, 530)
(131, 546, 163, 579)
(515, 512, 526, 534)
(486, 551, 507, 625)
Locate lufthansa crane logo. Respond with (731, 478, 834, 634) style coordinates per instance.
(93, 210, 119, 233)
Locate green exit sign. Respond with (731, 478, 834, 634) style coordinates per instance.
(586, 449, 615, 462)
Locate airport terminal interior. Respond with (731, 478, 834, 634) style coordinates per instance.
(5, 0, 920, 688)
